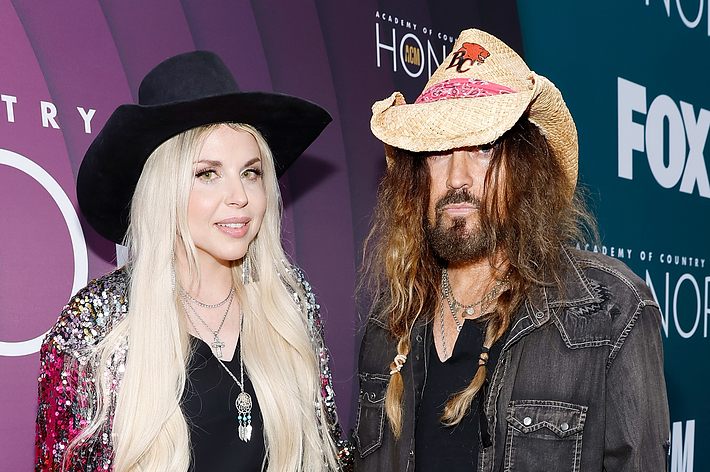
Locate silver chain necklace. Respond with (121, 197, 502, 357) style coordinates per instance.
(180, 287, 234, 358)
(439, 292, 449, 360)
(181, 286, 234, 308)
(182, 301, 253, 442)
(439, 269, 510, 360)
(442, 268, 509, 330)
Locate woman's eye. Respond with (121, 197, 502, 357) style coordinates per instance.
(196, 169, 217, 180)
(241, 168, 262, 180)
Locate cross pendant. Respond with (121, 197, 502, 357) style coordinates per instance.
(212, 336, 225, 359)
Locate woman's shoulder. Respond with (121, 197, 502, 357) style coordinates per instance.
(286, 264, 318, 308)
(44, 267, 129, 355)
(276, 262, 316, 311)
(279, 262, 326, 339)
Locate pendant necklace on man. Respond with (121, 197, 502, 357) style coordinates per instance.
(439, 270, 509, 361)
(180, 286, 234, 358)
(441, 268, 510, 331)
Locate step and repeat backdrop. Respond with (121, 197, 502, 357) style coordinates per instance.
(0, 0, 704, 469)
(517, 3, 708, 471)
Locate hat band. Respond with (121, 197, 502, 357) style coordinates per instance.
(415, 78, 516, 104)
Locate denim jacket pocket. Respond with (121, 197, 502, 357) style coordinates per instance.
(354, 372, 389, 458)
(503, 400, 588, 472)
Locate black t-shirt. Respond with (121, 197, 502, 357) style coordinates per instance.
(414, 319, 503, 471)
(182, 337, 266, 472)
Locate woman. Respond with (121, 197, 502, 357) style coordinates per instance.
(35, 51, 352, 472)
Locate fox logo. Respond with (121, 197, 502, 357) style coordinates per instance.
(447, 42, 490, 73)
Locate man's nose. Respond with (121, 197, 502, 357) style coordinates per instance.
(446, 149, 474, 190)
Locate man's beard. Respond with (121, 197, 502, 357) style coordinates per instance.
(425, 190, 496, 264)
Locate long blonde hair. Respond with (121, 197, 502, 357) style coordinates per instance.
(68, 123, 339, 471)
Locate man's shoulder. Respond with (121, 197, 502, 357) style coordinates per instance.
(564, 247, 655, 304)
(366, 292, 391, 330)
(534, 248, 663, 358)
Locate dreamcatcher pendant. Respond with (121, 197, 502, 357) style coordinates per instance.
(236, 391, 253, 442)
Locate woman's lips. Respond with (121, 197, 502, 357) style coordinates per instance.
(215, 218, 250, 238)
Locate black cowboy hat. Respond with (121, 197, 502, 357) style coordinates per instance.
(77, 50, 332, 244)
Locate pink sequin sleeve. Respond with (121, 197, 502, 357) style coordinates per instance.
(35, 337, 87, 471)
(35, 269, 127, 471)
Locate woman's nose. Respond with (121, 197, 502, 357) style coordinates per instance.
(226, 178, 249, 207)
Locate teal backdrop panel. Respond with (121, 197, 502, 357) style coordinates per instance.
(517, 1, 709, 470)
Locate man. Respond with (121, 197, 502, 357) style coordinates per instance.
(354, 29, 669, 472)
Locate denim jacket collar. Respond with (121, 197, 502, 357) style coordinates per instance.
(504, 247, 601, 351)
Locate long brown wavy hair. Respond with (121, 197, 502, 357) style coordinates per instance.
(361, 115, 597, 437)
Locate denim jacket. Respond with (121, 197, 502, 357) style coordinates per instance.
(354, 248, 670, 472)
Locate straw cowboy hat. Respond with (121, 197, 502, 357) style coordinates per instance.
(370, 28, 578, 199)
(78, 50, 331, 244)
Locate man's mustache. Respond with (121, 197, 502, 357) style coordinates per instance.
(434, 190, 482, 213)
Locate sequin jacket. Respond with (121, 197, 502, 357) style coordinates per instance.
(35, 266, 353, 471)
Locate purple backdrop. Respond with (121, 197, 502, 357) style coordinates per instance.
(0, 1, 520, 468)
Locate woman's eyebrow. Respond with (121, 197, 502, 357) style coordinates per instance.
(195, 158, 222, 168)
(243, 157, 261, 168)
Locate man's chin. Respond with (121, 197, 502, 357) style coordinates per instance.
(427, 231, 492, 264)
(442, 219, 479, 238)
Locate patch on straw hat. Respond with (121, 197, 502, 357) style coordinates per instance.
(370, 28, 578, 200)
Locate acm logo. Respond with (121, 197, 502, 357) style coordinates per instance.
(375, 23, 449, 79)
(618, 77, 710, 198)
